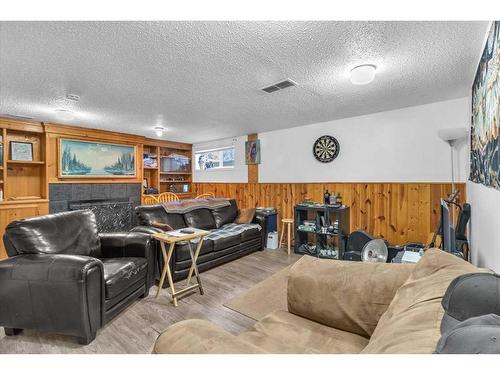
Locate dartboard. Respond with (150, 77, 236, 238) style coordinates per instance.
(313, 135, 340, 163)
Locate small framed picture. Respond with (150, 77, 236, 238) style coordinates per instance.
(10, 141, 33, 161)
(245, 140, 261, 165)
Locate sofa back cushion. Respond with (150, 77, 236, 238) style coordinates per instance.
(4, 210, 101, 257)
(135, 204, 186, 229)
(212, 199, 238, 228)
(361, 249, 484, 354)
(287, 256, 414, 338)
(184, 208, 216, 230)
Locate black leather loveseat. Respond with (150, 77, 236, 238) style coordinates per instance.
(0, 210, 155, 344)
(132, 199, 266, 283)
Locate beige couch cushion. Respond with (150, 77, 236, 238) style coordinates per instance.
(288, 256, 414, 338)
(238, 310, 369, 353)
(153, 319, 266, 354)
(362, 249, 484, 354)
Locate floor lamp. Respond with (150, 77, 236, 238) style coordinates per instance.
(437, 127, 468, 223)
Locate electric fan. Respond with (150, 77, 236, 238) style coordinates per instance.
(361, 239, 388, 263)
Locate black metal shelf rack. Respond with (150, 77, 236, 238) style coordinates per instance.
(294, 204, 350, 259)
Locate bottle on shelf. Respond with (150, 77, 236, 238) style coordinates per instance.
(329, 193, 336, 205)
(336, 193, 342, 205)
(324, 190, 330, 205)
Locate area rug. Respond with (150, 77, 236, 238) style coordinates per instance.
(223, 264, 294, 321)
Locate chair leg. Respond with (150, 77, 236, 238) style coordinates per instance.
(4, 328, 23, 336)
(279, 222, 285, 248)
(287, 223, 291, 255)
(77, 331, 96, 345)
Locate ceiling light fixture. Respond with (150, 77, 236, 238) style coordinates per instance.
(350, 64, 377, 85)
(154, 126, 165, 137)
(54, 109, 75, 121)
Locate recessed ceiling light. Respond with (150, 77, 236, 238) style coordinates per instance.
(350, 64, 377, 85)
(65, 93, 80, 102)
(154, 126, 165, 137)
(54, 109, 75, 121)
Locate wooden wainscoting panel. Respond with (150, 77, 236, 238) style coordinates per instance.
(193, 182, 466, 245)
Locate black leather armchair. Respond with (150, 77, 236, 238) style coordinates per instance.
(0, 210, 155, 345)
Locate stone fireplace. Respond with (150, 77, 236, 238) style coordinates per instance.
(49, 183, 141, 232)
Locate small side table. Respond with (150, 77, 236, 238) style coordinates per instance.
(152, 228, 209, 306)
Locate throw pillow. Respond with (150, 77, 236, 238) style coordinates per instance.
(235, 208, 255, 224)
(152, 222, 173, 231)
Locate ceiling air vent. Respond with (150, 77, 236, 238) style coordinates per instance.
(261, 79, 297, 93)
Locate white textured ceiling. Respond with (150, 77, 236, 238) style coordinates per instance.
(0, 21, 489, 143)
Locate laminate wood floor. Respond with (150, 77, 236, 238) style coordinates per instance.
(0, 249, 301, 354)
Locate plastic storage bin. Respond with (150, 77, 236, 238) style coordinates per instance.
(266, 231, 279, 249)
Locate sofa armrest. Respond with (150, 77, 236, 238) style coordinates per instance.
(130, 225, 165, 235)
(0, 254, 103, 342)
(253, 214, 267, 250)
(98, 232, 154, 258)
(98, 232, 156, 289)
(153, 319, 266, 354)
(287, 256, 414, 338)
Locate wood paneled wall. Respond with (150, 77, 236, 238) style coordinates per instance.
(193, 182, 466, 245)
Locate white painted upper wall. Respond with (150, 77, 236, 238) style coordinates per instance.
(193, 97, 469, 184)
(258, 97, 469, 183)
(192, 135, 248, 183)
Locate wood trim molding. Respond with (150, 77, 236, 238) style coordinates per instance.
(143, 137, 192, 150)
(0, 118, 44, 133)
(44, 123, 145, 144)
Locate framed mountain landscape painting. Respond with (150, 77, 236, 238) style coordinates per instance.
(470, 21, 500, 189)
(59, 138, 136, 178)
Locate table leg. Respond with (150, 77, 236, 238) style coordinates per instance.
(279, 222, 285, 248)
(156, 241, 178, 307)
(186, 237, 205, 295)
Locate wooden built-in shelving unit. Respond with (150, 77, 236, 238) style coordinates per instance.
(0, 118, 193, 259)
(1, 122, 48, 204)
(141, 139, 193, 202)
(0, 119, 49, 259)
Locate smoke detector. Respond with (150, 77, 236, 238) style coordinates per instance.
(65, 93, 80, 102)
(261, 79, 297, 93)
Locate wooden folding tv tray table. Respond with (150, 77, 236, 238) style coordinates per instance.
(152, 229, 210, 306)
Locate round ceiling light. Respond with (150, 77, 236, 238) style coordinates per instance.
(54, 109, 75, 121)
(350, 64, 377, 85)
(154, 126, 165, 137)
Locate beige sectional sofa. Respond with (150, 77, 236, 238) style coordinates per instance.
(153, 249, 483, 354)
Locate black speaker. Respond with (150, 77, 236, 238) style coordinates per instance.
(343, 251, 361, 261)
(343, 230, 375, 261)
(346, 230, 375, 252)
